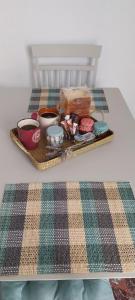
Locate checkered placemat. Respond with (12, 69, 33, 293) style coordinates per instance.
(28, 88, 109, 112)
(0, 181, 135, 277)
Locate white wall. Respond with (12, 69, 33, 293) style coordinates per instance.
(0, 0, 135, 117)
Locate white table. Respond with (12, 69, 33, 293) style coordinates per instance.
(0, 87, 135, 281)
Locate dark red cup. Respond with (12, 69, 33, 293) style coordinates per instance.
(17, 118, 41, 150)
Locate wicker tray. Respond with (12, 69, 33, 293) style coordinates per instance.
(10, 124, 114, 171)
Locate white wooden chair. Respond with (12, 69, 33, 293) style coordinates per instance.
(31, 44, 102, 88)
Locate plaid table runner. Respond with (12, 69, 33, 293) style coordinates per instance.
(0, 181, 135, 277)
(28, 88, 109, 112)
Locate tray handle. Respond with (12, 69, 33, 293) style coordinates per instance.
(10, 130, 30, 155)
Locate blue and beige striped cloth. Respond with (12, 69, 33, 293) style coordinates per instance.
(28, 88, 109, 113)
(0, 181, 135, 277)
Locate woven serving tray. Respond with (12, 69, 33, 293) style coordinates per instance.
(10, 123, 114, 171)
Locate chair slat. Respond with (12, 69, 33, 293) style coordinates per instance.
(87, 70, 91, 87)
(53, 70, 56, 88)
(79, 71, 82, 86)
(42, 70, 46, 87)
(39, 65, 94, 71)
(32, 44, 102, 58)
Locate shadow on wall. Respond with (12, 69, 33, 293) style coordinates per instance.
(27, 45, 34, 88)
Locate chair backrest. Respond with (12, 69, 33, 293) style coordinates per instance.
(31, 44, 102, 88)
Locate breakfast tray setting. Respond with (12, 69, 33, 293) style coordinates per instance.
(10, 87, 113, 170)
(10, 121, 113, 171)
(0, 181, 135, 277)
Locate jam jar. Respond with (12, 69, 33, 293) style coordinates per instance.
(46, 125, 64, 147)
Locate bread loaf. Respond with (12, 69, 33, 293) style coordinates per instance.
(59, 87, 91, 116)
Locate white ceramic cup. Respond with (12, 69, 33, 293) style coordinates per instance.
(31, 107, 59, 128)
(39, 112, 59, 128)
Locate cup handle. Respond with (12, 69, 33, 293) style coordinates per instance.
(31, 112, 38, 120)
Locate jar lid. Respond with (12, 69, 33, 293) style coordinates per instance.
(94, 121, 109, 135)
(47, 125, 64, 137)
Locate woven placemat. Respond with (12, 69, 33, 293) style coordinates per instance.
(0, 181, 135, 276)
(28, 88, 109, 112)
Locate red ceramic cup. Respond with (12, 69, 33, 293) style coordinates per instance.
(17, 118, 41, 150)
